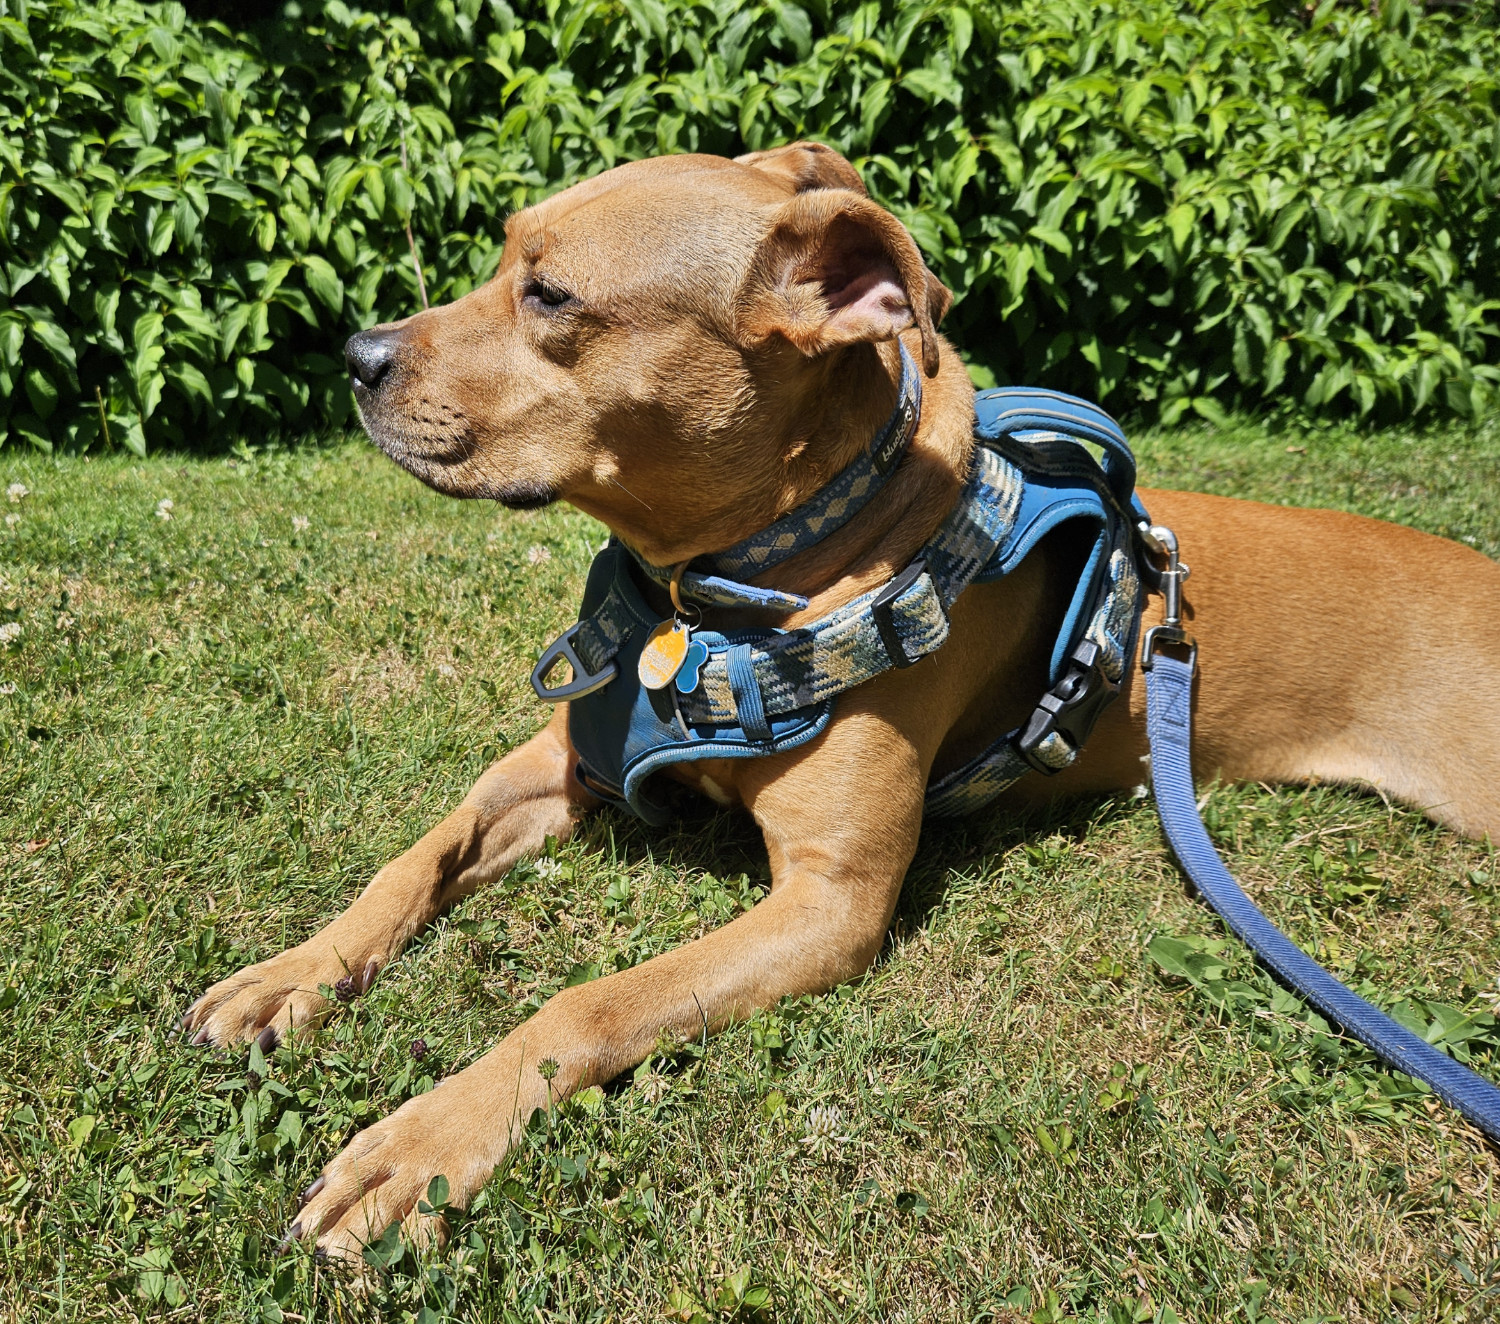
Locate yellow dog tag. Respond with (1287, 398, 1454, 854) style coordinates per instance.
(638, 618, 692, 690)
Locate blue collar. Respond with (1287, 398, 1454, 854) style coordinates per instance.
(624, 342, 923, 612)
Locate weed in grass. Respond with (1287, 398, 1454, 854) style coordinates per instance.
(3, 420, 1500, 1321)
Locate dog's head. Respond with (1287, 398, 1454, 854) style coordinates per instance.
(346, 142, 952, 564)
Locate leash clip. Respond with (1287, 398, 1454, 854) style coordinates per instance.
(531, 623, 619, 702)
(1139, 522, 1196, 672)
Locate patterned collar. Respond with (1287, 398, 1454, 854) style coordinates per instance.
(625, 342, 922, 611)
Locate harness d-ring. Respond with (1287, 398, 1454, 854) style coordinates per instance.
(530, 623, 618, 702)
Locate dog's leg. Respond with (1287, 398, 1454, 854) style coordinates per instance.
(292, 716, 926, 1262)
(182, 708, 592, 1048)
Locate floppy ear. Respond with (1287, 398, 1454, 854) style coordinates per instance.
(734, 140, 868, 196)
(737, 188, 953, 377)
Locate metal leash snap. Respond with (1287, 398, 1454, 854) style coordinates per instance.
(1139, 522, 1196, 672)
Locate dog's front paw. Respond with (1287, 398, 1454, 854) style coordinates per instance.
(181, 941, 380, 1049)
(289, 1082, 506, 1265)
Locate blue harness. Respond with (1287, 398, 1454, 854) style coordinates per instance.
(529, 353, 1500, 1141)
(532, 347, 1145, 824)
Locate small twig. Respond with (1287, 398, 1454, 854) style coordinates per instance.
(399, 128, 430, 311)
(95, 385, 111, 448)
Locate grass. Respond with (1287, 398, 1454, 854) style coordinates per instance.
(3, 416, 1499, 1324)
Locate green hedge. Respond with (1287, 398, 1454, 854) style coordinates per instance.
(2, 0, 1499, 453)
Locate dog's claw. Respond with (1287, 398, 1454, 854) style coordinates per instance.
(275, 1221, 304, 1255)
(301, 1176, 325, 1206)
(361, 959, 379, 993)
(256, 1025, 278, 1054)
(191, 1026, 210, 1046)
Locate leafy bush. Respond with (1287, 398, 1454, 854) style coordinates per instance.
(2, 0, 1498, 453)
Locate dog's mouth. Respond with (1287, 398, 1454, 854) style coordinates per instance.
(353, 381, 562, 509)
(353, 379, 472, 465)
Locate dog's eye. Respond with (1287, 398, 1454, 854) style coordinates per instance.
(527, 277, 573, 309)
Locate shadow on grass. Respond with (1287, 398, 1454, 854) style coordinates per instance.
(568, 784, 1150, 950)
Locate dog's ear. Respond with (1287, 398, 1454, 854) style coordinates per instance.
(738, 188, 953, 377)
(735, 140, 868, 196)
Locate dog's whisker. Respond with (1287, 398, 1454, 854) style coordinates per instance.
(608, 475, 652, 510)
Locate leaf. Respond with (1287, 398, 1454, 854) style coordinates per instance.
(301, 256, 344, 315)
(527, 113, 553, 175)
(274, 1110, 303, 1146)
(772, 2, 812, 59)
(26, 314, 76, 369)
(94, 285, 122, 340)
(1165, 204, 1195, 251)
(1148, 936, 1212, 983)
(361, 1222, 404, 1270)
(121, 418, 147, 458)
(149, 208, 176, 256)
(1029, 225, 1072, 259)
(67, 1115, 97, 1148)
(1269, 202, 1309, 253)
(1191, 396, 1231, 426)
(24, 368, 58, 420)
(221, 304, 252, 361)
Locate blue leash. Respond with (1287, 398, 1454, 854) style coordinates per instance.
(1141, 526, 1500, 1143)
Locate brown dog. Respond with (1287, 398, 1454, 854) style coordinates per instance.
(180, 142, 1500, 1261)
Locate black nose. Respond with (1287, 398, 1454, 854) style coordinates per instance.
(344, 327, 401, 390)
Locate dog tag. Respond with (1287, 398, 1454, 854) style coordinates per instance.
(638, 618, 692, 690)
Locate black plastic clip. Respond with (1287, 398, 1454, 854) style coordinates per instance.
(530, 623, 618, 702)
(870, 558, 941, 669)
(1016, 638, 1120, 774)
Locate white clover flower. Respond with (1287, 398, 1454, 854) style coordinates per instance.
(526, 544, 552, 566)
(436, 662, 456, 678)
(155, 498, 174, 520)
(4, 514, 18, 528)
(292, 515, 310, 532)
(0, 622, 20, 646)
(803, 1104, 843, 1138)
(799, 1105, 848, 1156)
(0, 681, 15, 695)
(6, 484, 28, 504)
(637, 1069, 670, 1105)
(533, 856, 562, 881)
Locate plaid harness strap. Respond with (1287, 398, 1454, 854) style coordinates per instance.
(535, 381, 1147, 824)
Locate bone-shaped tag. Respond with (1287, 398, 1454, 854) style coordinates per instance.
(675, 637, 709, 694)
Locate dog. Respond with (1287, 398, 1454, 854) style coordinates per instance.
(180, 142, 1500, 1261)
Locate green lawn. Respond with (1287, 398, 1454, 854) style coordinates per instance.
(3, 418, 1499, 1324)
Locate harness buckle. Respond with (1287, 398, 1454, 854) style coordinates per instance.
(1138, 523, 1197, 672)
(1017, 639, 1120, 775)
(870, 557, 941, 668)
(531, 623, 619, 703)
